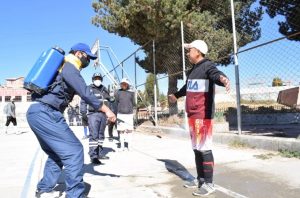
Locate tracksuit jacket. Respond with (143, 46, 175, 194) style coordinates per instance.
(32, 62, 102, 112)
(174, 58, 226, 119)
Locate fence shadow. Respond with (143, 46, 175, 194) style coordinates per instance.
(157, 159, 195, 182)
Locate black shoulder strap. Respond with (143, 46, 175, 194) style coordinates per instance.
(47, 72, 63, 92)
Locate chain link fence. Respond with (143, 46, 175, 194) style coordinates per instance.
(231, 0, 300, 134)
(99, 0, 300, 136)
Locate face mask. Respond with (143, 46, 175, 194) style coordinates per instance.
(79, 56, 90, 68)
(93, 80, 102, 87)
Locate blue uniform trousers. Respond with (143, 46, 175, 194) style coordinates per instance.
(87, 112, 107, 159)
(26, 103, 85, 198)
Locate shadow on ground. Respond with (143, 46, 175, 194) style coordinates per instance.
(52, 165, 120, 196)
(230, 123, 300, 138)
(100, 147, 115, 156)
(158, 159, 195, 182)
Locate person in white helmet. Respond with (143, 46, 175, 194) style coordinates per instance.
(115, 78, 135, 151)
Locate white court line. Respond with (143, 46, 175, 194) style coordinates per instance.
(20, 147, 40, 198)
(215, 184, 249, 198)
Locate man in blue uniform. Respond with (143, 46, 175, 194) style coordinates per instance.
(26, 43, 116, 198)
(80, 73, 111, 164)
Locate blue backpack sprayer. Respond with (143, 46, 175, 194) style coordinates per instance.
(23, 46, 65, 95)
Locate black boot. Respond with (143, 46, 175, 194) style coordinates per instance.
(124, 142, 129, 149)
(91, 158, 102, 165)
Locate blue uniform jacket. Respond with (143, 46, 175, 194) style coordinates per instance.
(80, 84, 110, 114)
(32, 62, 102, 113)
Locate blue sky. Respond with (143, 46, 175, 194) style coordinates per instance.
(1, 1, 299, 95)
(217, 13, 300, 92)
(0, 0, 139, 86)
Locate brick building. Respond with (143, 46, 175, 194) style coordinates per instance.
(0, 77, 81, 126)
(0, 77, 30, 103)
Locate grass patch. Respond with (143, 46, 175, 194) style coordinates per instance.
(278, 149, 300, 159)
(158, 115, 184, 126)
(229, 140, 249, 148)
(254, 153, 276, 160)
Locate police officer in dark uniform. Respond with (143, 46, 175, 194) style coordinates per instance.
(26, 43, 116, 198)
(80, 73, 111, 164)
(67, 106, 75, 126)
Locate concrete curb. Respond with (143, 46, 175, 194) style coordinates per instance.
(137, 125, 300, 152)
(213, 132, 300, 152)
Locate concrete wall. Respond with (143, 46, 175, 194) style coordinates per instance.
(215, 85, 299, 103)
(227, 112, 300, 126)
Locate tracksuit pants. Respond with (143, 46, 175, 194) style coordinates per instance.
(188, 117, 214, 185)
(26, 103, 85, 198)
(5, 116, 17, 126)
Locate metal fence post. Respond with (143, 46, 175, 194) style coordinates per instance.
(153, 40, 158, 126)
(134, 52, 138, 105)
(230, 0, 242, 135)
(181, 21, 189, 131)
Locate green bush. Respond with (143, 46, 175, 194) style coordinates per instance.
(279, 149, 300, 159)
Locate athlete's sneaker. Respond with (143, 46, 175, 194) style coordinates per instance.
(183, 179, 198, 188)
(192, 183, 216, 196)
(35, 190, 62, 198)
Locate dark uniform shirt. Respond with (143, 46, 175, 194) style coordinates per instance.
(80, 84, 110, 114)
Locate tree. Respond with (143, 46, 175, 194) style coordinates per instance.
(145, 73, 159, 105)
(272, 77, 283, 86)
(159, 92, 167, 109)
(136, 90, 146, 109)
(92, 0, 263, 114)
(260, 0, 300, 41)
